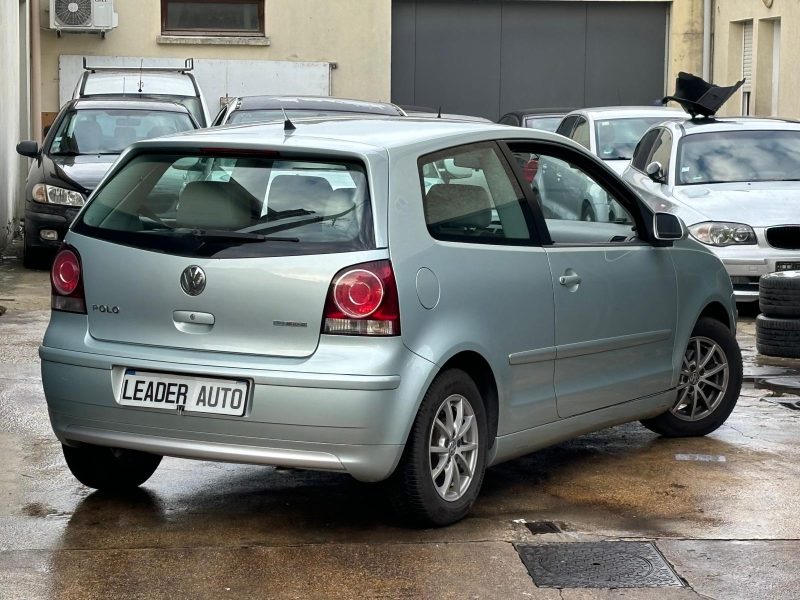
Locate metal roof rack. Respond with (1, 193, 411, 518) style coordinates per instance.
(82, 57, 194, 73)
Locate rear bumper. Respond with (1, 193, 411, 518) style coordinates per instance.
(40, 336, 434, 482)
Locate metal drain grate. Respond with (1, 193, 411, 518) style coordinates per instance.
(515, 541, 683, 588)
(525, 521, 561, 534)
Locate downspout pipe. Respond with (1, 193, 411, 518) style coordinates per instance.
(30, 0, 41, 143)
(702, 0, 712, 80)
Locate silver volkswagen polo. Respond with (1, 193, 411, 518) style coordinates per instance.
(42, 118, 741, 526)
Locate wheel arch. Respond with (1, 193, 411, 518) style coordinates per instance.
(437, 351, 500, 450)
(698, 300, 732, 330)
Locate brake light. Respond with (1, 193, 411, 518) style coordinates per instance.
(323, 260, 400, 336)
(51, 247, 86, 314)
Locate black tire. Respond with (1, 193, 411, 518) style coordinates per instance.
(759, 271, 800, 318)
(387, 368, 488, 527)
(640, 318, 742, 437)
(756, 314, 800, 358)
(62, 443, 162, 490)
(22, 242, 49, 270)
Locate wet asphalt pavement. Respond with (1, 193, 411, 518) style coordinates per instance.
(1, 242, 799, 599)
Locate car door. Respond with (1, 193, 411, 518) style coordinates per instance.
(507, 141, 678, 418)
(391, 141, 558, 435)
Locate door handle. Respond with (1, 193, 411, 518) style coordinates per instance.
(559, 274, 582, 286)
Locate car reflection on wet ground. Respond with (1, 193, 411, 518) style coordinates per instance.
(1, 242, 798, 599)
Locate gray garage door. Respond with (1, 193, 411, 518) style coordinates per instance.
(392, 0, 669, 120)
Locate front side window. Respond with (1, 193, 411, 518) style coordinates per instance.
(631, 129, 660, 172)
(556, 115, 578, 137)
(571, 118, 590, 149)
(161, 0, 265, 36)
(49, 109, 195, 156)
(524, 116, 562, 132)
(419, 144, 534, 244)
(75, 153, 374, 258)
(511, 149, 636, 244)
(648, 129, 673, 178)
(595, 116, 678, 161)
(677, 130, 800, 185)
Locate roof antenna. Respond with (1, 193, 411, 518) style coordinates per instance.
(280, 104, 296, 133)
(437, 106, 442, 119)
(137, 59, 144, 93)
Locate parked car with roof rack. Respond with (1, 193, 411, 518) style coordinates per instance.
(41, 116, 741, 526)
(72, 58, 210, 127)
(622, 117, 800, 302)
(16, 97, 199, 267)
(211, 95, 406, 126)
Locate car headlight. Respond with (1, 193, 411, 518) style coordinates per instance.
(688, 221, 756, 246)
(32, 184, 85, 206)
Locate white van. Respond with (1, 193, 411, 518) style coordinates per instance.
(71, 58, 210, 127)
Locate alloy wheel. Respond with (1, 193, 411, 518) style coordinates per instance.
(672, 335, 730, 421)
(428, 394, 480, 502)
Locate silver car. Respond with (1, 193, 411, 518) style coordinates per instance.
(41, 118, 742, 526)
(622, 117, 800, 302)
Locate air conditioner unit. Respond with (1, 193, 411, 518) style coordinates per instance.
(50, 0, 118, 36)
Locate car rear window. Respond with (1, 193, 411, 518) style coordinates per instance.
(73, 153, 375, 258)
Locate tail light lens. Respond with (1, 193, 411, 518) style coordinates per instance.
(51, 247, 86, 314)
(323, 260, 400, 336)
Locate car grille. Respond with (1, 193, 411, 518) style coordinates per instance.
(766, 226, 800, 250)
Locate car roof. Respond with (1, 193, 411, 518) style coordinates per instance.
(404, 111, 493, 123)
(68, 97, 193, 113)
(132, 115, 570, 155)
(82, 72, 197, 97)
(569, 106, 688, 120)
(674, 116, 800, 135)
(231, 95, 405, 116)
(504, 108, 574, 118)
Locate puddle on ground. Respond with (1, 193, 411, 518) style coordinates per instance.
(754, 377, 800, 410)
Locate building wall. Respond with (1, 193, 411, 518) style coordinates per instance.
(1, 1, 29, 250)
(712, 0, 793, 117)
(38, 0, 392, 114)
(670, 0, 705, 87)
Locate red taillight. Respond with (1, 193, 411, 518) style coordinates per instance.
(51, 247, 86, 314)
(323, 260, 400, 336)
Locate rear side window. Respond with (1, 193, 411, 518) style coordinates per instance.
(418, 143, 535, 245)
(74, 153, 374, 258)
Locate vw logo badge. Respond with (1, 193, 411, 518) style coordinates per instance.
(180, 265, 206, 296)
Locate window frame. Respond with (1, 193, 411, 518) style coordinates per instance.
(160, 0, 265, 37)
(500, 139, 666, 248)
(416, 141, 543, 247)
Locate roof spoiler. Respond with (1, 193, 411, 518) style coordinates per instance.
(82, 57, 194, 73)
(662, 71, 744, 119)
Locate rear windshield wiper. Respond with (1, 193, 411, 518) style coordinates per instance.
(188, 229, 299, 243)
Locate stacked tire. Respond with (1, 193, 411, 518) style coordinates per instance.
(757, 271, 800, 359)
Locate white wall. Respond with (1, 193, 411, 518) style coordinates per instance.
(0, 1, 28, 250)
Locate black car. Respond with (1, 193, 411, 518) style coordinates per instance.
(211, 95, 406, 126)
(497, 108, 575, 132)
(17, 98, 198, 267)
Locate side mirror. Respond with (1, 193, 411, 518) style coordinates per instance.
(16, 140, 39, 158)
(653, 212, 686, 241)
(645, 160, 665, 183)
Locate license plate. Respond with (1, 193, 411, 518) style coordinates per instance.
(118, 370, 249, 417)
(776, 262, 800, 272)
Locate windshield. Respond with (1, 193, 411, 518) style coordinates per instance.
(524, 116, 562, 132)
(50, 109, 195, 156)
(595, 116, 678, 160)
(677, 130, 800, 185)
(74, 153, 374, 258)
(228, 109, 372, 125)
